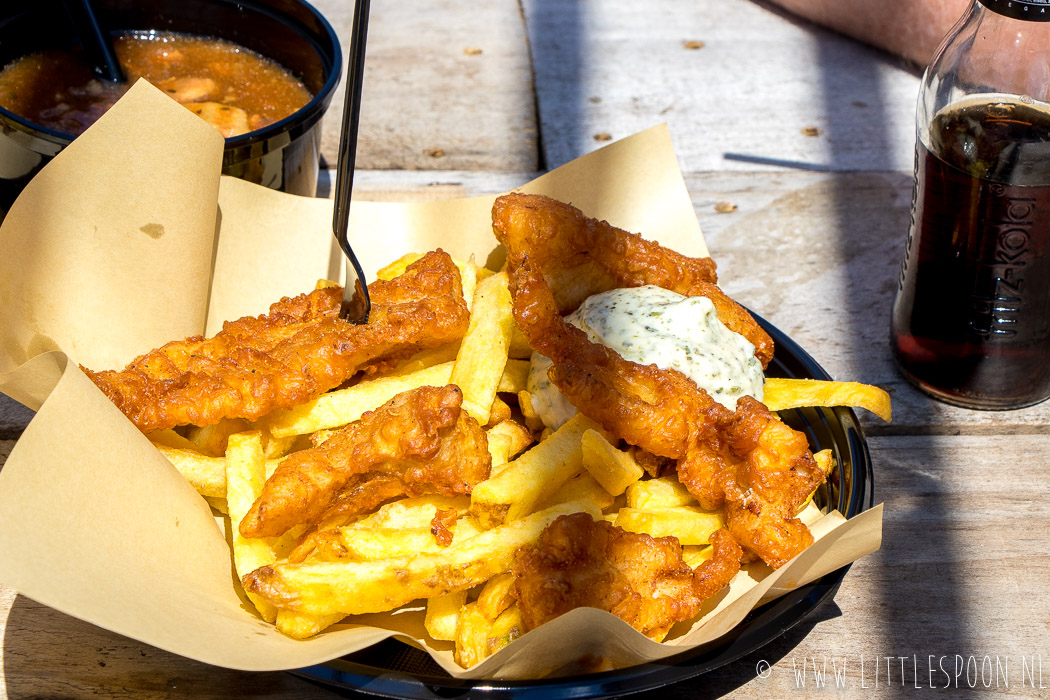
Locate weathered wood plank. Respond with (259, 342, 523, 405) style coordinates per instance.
(311, 0, 538, 171)
(522, 0, 921, 172)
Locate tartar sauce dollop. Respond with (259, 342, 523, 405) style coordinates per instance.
(527, 285, 764, 430)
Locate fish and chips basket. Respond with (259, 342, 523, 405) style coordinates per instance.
(0, 81, 883, 681)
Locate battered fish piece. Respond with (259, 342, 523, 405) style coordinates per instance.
(713, 398, 825, 569)
(240, 384, 490, 539)
(492, 193, 773, 368)
(508, 258, 825, 568)
(511, 513, 742, 640)
(85, 251, 469, 433)
(511, 257, 723, 459)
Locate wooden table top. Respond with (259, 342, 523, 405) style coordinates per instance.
(2, 1, 1049, 698)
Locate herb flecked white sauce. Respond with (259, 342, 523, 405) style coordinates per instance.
(527, 285, 765, 430)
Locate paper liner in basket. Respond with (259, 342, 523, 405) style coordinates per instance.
(0, 80, 882, 679)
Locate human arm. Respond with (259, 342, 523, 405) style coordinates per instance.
(764, 0, 970, 66)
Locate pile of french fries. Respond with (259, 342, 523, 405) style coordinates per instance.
(147, 251, 891, 668)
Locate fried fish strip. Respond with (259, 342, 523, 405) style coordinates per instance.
(511, 513, 742, 640)
(508, 259, 824, 568)
(84, 251, 469, 432)
(239, 384, 491, 539)
(510, 257, 720, 459)
(678, 397, 826, 568)
(492, 193, 773, 367)
(84, 251, 470, 432)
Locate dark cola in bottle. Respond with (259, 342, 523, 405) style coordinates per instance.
(891, 0, 1050, 409)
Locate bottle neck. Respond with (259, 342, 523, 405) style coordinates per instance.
(977, 0, 1050, 22)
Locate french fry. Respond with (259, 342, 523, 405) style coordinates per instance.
(815, 448, 834, 476)
(186, 417, 250, 456)
(375, 252, 424, 280)
(312, 527, 451, 562)
(262, 432, 298, 459)
(155, 444, 227, 498)
(450, 271, 514, 424)
(353, 494, 471, 530)
(497, 359, 530, 394)
(508, 322, 532, 359)
(425, 589, 469, 641)
(275, 610, 345, 640)
(374, 343, 461, 378)
(146, 428, 198, 451)
(580, 429, 645, 496)
(453, 603, 489, 668)
(626, 446, 672, 478)
(486, 395, 513, 427)
(156, 444, 281, 499)
(476, 572, 516, 622)
(486, 606, 525, 658)
(797, 449, 835, 512)
(625, 476, 698, 510)
(682, 544, 713, 568)
(455, 603, 524, 668)
(470, 413, 603, 527)
(204, 495, 228, 514)
(516, 389, 546, 433)
(264, 361, 455, 438)
(614, 506, 724, 546)
(242, 500, 600, 617)
(763, 378, 892, 422)
(225, 431, 278, 622)
(485, 419, 534, 473)
(459, 257, 478, 312)
(537, 472, 615, 512)
(798, 499, 826, 527)
(270, 524, 312, 561)
(305, 519, 484, 563)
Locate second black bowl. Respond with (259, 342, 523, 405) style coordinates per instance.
(0, 0, 342, 220)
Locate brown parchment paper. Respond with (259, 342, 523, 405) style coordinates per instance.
(0, 81, 882, 678)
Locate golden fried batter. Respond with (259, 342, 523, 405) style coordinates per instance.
(493, 193, 773, 367)
(84, 251, 469, 432)
(507, 257, 825, 569)
(510, 258, 723, 459)
(239, 384, 490, 539)
(714, 398, 824, 569)
(511, 513, 742, 640)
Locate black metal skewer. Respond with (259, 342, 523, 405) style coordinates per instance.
(334, 0, 372, 323)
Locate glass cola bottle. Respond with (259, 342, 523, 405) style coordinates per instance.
(891, 0, 1050, 409)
